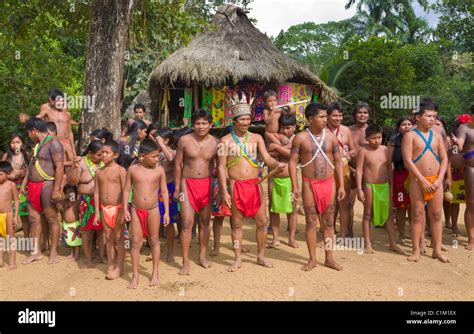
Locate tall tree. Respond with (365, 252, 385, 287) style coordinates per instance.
(80, 0, 136, 149)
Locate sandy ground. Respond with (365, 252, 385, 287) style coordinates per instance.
(1, 188, 473, 301)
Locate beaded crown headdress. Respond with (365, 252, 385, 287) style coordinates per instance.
(226, 91, 254, 119)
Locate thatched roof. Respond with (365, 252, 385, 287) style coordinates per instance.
(148, 4, 337, 103)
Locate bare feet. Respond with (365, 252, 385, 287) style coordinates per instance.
(210, 247, 220, 257)
(288, 240, 300, 248)
(198, 256, 211, 269)
(166, 253, 175, 263)
(47, 254, 59, 265)
(83, 260, 94, 268)
(451, 226, 460, 237)
(127, 275, 138, 289)
(106, 267, 122, 280)
(8, 262, 17, 271)
(22, 254, 43, 265)
(257, 256, 273, 268)
(149, 276, 159, 287)
(364, 245, 375, 254)
(428, 243, 449, 251)
(301, 259, 317, 271)
(267, 241, 280, 249)
(178, 263, 191, 275)
(227, 259, 242, 272)
(407, 252, 420, 262)
(389, 243, 407, 255)
(432, 251, 449, 263)
(324, 259, 343, 271)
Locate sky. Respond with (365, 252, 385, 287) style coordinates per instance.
(246, 0, 439, 38)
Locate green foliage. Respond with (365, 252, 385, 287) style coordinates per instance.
(0, 0, 90, 150)
(432, 0, 474, 53)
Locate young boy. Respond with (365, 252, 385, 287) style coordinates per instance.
(123, 139, 169, 289)
(154, 128, 178, 262)
(94, 140, 126, 280)
(0, 161, 19, 270)
(402, 100, 449, 262)
(356, 124, 406, 255)
(267, 114, 298, 248)
(61, 185, 81, 262)
(264, 89, 293, 147)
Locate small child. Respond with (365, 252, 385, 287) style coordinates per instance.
(356, 124, 405, 255)
(61, 185, 81, 261)
(94, 140, 126, 280)
(0, 161, 19, 270)
(268, 115, 298, 248)
(154, 128, 178, 262)
(123, 139, 169, 289)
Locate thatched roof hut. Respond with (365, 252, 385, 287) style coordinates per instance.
(148, 4, 337, 127)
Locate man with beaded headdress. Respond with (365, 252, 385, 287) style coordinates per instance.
(217, 93, 285, 272)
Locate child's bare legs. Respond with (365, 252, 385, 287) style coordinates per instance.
(386, 217, 406, 254)
(428, 190, 449, 263)
(165, 223, 175, 262)
(361, 185, 374, 254)
(22, 204, 43, 264)
(73, 246, 80, 261)
(210, 216, 224, 256)
(21, 216, 30, 238)
(269, 212, 281, 248)
(443, 200, 451, 228)
(40, 215, 49, 252)
(96, 230, 106, 263)
(128, 208, 143, 289)
(395, 208, 407, 244)
(287, 212, 299, 248)
(6, 213, 16, 270)
(103, 224, 116, 275)
(408, 179, 427, 262)
(450, 203, 460, 236)
(147, 208, 161, 286)
(81, 230, 94, 268)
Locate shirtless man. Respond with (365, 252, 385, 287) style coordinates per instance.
(348, 102, 370, 236)
(174, 110, 219, 275)
(326, 102, 355, 239)
(402, 100, 449, 263)
(23, 117, 64, 265)
(123, 139, 169, 289)
(289, 103, 345, 271)
(455, 107, 474, 250)
(218, 101, 285, 272)
(68, 140, 105, 268)
(37, 89, 75, 155)
(127, 103, 152, 127)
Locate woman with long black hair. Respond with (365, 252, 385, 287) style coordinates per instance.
(118, 120, 147, 169)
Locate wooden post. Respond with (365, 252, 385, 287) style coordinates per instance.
(162, 88, 169, 128)
(193, 81, 199, 111)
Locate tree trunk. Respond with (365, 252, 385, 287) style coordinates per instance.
(79, 0, 136, 151)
